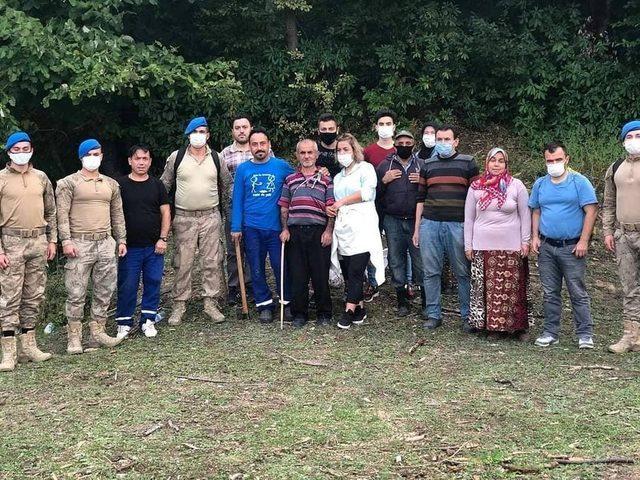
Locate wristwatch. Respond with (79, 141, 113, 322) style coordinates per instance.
(159, 236, 168, 242)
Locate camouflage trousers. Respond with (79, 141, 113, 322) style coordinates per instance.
(172, 208, 224, 302)
(0, 234, 48, 331)
(64, 237, 117, 322)
(615, 229, 640, 322)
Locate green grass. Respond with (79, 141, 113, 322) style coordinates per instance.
(1, 240, 639, 479)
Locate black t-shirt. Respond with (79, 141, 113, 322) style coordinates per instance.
(316, 142, 341, 178)
(117, 175, 169, 247)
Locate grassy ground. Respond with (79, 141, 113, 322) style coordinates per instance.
(1, 239, 639, 479)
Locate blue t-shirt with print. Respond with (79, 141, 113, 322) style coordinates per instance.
(528, 171, 598, 240)
(231, 157, 295, 232)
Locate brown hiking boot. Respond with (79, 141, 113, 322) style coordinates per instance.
(18, 330, 52, 363)
(203, 298, 225, 323)
(66, 321, 84, 354)
(168, 301, 186, 326)
(88, 320, 123, 348)
(0, 336, 18, 372)
(608, 320, 639, 354)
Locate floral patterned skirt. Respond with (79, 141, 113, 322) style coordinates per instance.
(469, 250, 531, 332)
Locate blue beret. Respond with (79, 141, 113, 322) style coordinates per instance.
(78, 138, 101, 159)
(184, 116, 207, 135)
(621, 120, 640, 141)
(5, 131, 31, 151)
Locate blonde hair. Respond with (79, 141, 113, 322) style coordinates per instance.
(336, 133, 364, 163)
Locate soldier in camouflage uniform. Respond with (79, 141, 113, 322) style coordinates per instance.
(160, 117, 231, 325)
(0, 132, 57, 372)
(56, 138, 127, 354)
(604, 120, 640, 354)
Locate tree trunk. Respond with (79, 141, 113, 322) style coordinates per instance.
(285, 9, 298, 51)
(586, 0, 610, 35)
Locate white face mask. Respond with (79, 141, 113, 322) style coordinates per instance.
(82, 155, 102, 172)
(8, 152, 33, 166)
(547, 162, 565, 178)
(624, 138, 640, 156)
(377, 125, 394, 140)
(337, 153, 354, 168)
(422, 134, 436, 148)
(189, 132, 207, 148)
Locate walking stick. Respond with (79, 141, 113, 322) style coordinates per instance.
(280, 241, 285, 330)
(234, 238, 249, 319)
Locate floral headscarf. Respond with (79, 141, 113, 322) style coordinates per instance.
(470, 147, 512, 210)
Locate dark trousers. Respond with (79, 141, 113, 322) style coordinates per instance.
(116, 246, 164, 326)
(287, 225, 332, 319)
(244, 227, 289, 311)
(340, 252, 371, 304)
(225, 213, 251, 289)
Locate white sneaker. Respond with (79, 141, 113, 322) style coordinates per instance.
(578, 336, 594, 349)
(116, 325, 131, 340)
(141, 320, 157, 338)
(534, 334, 559, 347)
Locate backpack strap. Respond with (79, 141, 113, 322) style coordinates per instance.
(168, 146, 188, 219)
(612, 157, 625, 184)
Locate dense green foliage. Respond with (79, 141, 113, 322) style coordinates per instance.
(1, 0, 639, 176)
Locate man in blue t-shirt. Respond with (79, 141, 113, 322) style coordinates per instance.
(529, 141, 598, 349)
(231, 128, 295, 323)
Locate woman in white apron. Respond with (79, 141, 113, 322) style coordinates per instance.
(327, 134, 385, 329)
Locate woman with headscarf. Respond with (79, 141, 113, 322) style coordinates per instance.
(417, 122, 438, 160)
(328, 134, 385, 330)
(463, 147, 531, 338)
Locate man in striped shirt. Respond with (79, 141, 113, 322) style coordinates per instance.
(279, 139, 335, 327)
(412, 125, 479, 332)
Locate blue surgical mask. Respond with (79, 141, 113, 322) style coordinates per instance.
(434, 142, 454, 157)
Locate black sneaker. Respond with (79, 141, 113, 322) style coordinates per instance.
(406, 284, 417, 302)
(292, 316, 307, 328)
(283, 305, 293, 322)
(423, 317, 442, 330)
(259, 309, 273, 324)
(352, 305, 367, 325)
(227, 286, 239, 306)
(462, 318, 478, 334)
(316, 314, 332, 326)
(338, 310, 354, 329)
(363, 284, 379, 303)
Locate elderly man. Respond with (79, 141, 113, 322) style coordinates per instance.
(231, 128, 294, 324)
(56, 138, 127, 354)
(377, 130, 425, 317)
(530, 142, 598, 349)
(0, 132, 57, 372)
(115, 144, 170, 339)
(161, 116, 232, 325)
(604, 120, 640, 354)
(279, 139, 335, 327)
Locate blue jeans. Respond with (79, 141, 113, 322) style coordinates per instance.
(116, 246, 164, 326)
(244, 227, 289, 311)
(384, 215, 423, 288)
(419, 219, 470, 320)
(537, 241, 593, 338)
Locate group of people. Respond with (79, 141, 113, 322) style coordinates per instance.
(1, 113, 640, 373)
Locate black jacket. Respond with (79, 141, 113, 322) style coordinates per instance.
(376, 153, 425, 219)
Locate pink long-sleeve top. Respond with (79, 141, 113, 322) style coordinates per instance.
(464, 178, 531, 251)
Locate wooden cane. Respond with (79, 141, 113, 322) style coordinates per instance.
(234, 238, 249, 318)
(280, 241, 285, 330)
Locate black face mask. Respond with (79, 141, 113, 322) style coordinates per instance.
(396, 145, 413, 160)
(319, 132, 337, 145)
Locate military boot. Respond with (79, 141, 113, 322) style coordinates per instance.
(168, 301, 186, 326)
(203, 297, 225, 323)
(66, 321, 84, 354)
(608, 320, 640, 354)
(88, 319, 123, 348)
(0, 336, 17, 372)
(18, 330, 52, 362)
